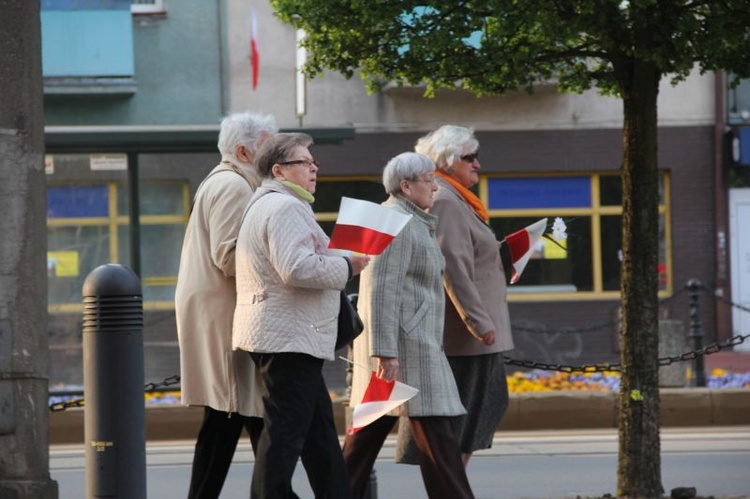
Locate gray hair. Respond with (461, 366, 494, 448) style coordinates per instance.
(414, 125, 478, 171)
(217, 111, 278, 162)
(382, 152, 436, 196)
(255, 133, 314, 178)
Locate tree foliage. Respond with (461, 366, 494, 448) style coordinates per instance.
(274, 0, 750, 97)
(272, 1, 750, 497)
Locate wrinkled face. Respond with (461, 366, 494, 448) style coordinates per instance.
(401, 173, 438, 210)
(448, 150, 480, 188)
(276, 145, 319, 194)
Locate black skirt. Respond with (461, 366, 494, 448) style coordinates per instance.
(448, 352, 509, 452)
(394, 352, 509, 463)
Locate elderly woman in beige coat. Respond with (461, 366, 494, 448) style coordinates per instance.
(343, 152, 475, 499)
(232, 133, 369, 499)
(175, 111, 278, 499)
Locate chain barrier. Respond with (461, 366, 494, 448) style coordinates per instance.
(49, 283, 749, 411)
(504, 283, 748, 373)
(511, 287, 686, 336)
(504, 331, 749, 373)
(49, 375, 182, 412)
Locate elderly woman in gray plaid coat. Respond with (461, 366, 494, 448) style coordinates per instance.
(343, 152, 475, 499)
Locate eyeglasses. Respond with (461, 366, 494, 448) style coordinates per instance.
(278, 158, 320, 169)
(410, 175, 437, 184)
(460, 152, 479, 163)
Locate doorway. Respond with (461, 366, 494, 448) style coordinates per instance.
(730, 188, 750, 351)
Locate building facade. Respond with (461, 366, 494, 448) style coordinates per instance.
(43, 1, 750, 392)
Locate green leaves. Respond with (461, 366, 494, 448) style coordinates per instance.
(630, 389, 644, 402)
(272, 0, 750, 97)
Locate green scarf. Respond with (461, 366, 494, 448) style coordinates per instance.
(280, 180, 315, 203)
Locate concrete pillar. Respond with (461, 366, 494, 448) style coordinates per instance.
(0, 1, 58, 497)
(658, 320, 688, 388)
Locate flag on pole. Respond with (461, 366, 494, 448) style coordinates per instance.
(348, 371, 419, 434)
(504, 218, 548, 284)
(250, 8, 259, 90)
(329, 197, 412, 255)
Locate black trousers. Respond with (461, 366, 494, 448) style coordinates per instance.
(343, 415, 474, 499)
(187, 406, 263, 499)
(251, 352, 351, 499)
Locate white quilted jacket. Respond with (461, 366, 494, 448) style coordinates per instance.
(232, 180, 350, 360)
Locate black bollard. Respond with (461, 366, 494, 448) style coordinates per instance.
(82, 264, 146, 498)
(686, 279, 706, 387)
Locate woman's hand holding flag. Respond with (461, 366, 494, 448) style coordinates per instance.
(341, 357, 418, 434)
(376, 356, 399, 381)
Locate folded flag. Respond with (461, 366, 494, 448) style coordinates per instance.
(348, 371, 419, 434)
(504, 218, 548, 284)
(329, 197, 412, 255)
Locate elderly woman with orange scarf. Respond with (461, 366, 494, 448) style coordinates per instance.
(398, 125, 514, 468)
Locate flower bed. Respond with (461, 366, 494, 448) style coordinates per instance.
(48, 368, 750, 408)
(507, 368, 750, 393)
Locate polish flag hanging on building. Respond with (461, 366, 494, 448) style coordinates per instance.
(348, 371, 419, 434)
(504, 218, 548, 284)
(250, 8, 259, 90)
(328, 197, 412, 255)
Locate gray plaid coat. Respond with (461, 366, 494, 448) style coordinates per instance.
(350, 195, 465, 417)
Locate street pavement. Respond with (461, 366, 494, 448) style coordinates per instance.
(51, 426, 750, 499)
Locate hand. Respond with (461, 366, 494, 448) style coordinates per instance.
(479, 330, 496, 346)
(375, 356, 399, 381)
(349, 255, 371, 275)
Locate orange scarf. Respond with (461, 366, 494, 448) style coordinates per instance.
(436, 170, 489, 222)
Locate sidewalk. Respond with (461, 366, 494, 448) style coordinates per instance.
(49, 387, 750, 445)
(50, 427, 750, 499)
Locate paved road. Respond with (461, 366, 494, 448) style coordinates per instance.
(51, 427, 750, 498)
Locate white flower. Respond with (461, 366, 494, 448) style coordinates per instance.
(551, 217, 568, 242)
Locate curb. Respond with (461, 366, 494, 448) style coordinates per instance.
(49, 388, 750, 445)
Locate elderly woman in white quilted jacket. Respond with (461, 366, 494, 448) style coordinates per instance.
(232, 133, 369, 499)
(342, 152, 475, 499)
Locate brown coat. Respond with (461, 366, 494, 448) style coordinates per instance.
(175, 161, 263, 417)
(429, 178, 514, 356)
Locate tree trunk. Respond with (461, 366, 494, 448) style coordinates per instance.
(616, 57, 663, 498)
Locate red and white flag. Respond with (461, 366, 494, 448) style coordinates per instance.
(329, 197, 412, 255)
(504, 218, 547, 284)
(348, 371, 419, 434)
(250, 8, 259, 90)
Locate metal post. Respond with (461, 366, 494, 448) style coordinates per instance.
(82, 264, 146, 498)
(686, 279, 707, 387)
(127, 152, 141, 277)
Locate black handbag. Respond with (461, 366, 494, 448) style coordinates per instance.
(336, 291, 364, 350)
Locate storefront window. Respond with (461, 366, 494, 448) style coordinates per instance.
(47, 179, 188, 309)
(482, 172, 671, 299)
(489, 216, 594, 293)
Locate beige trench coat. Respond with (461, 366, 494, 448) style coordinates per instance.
(429, 178, 514, 356)
(175, 161, 263, 417)
(350, 196, 465, 417)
